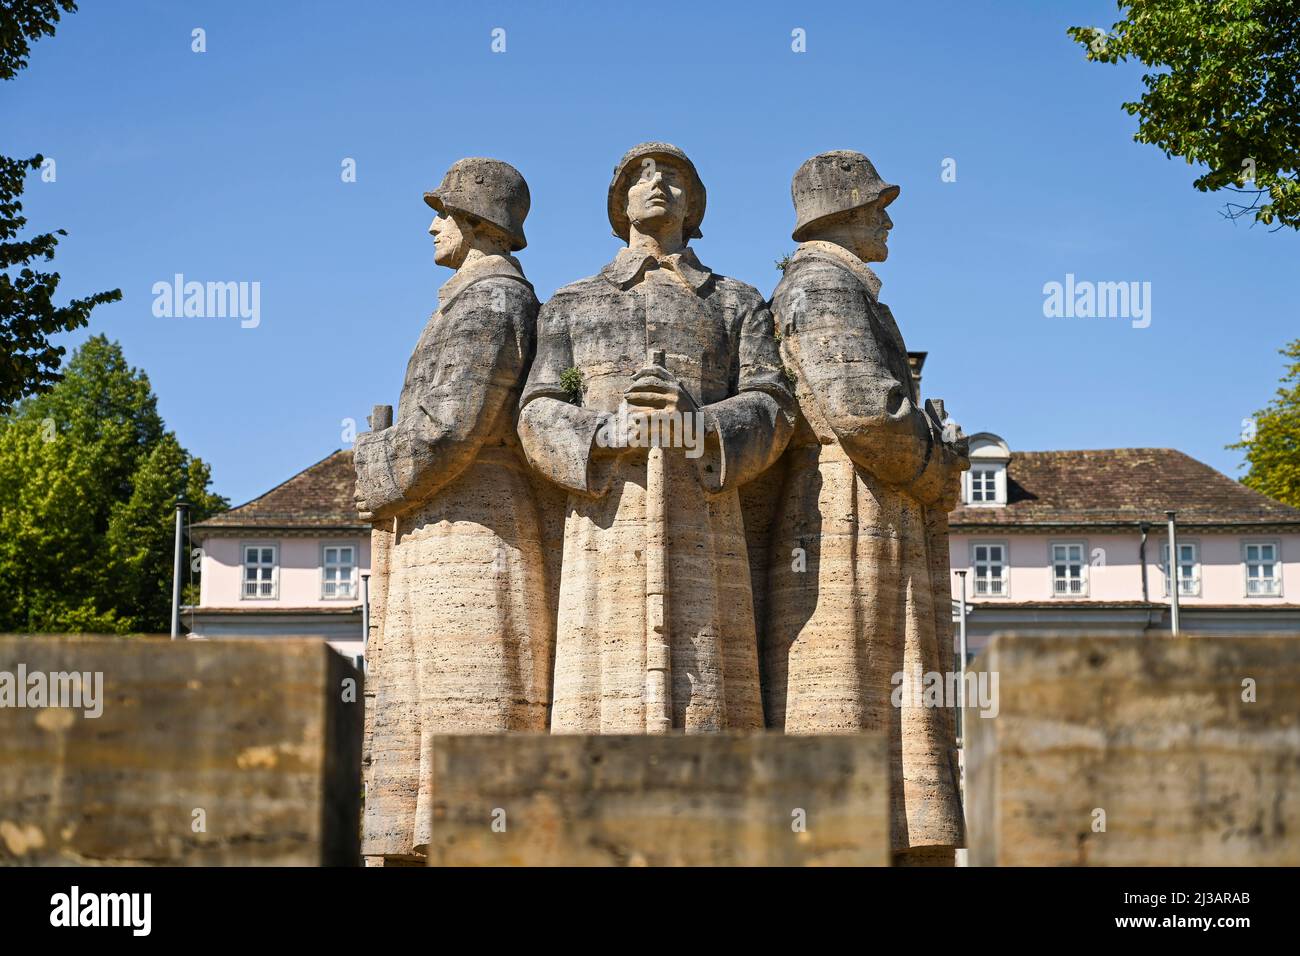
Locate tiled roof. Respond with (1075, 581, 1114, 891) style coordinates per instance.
(194, 449, 365, 532)
(195, 446, 1299, 535)
(950, 449, 1300, 529)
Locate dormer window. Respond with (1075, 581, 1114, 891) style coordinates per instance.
(962, 433, 1011, 506)
(969, 467, 1001, 503)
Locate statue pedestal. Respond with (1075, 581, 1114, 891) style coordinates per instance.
(0, 636, 362, 866)
(964, 634, 1300, 866)
(425, 732, 889, 866)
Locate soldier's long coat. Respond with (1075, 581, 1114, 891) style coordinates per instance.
(518, 246, 793, 733)
(355, 254, 552, 858)
(765, 240, 965, 854)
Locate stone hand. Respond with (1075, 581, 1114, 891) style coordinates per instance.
(935, 425, 969, 475)
(624, 363, 698, 414)
(939, 423, 970, 472)
(592, 406, 644, 460)
(353, 430, 394, 521)
(925, 399, 969, 472)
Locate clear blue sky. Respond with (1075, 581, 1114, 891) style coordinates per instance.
(5, 0, 1297, 506)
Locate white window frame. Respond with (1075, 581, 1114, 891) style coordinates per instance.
(1050, 539, 1088, 598)
(1160, 540, 1201, 598)
(970, 540, 1010, 598)
(1242, 539, 1282, 598)
(963, 464, 1007, 506)
(321, 541, 359, 601)
(241, 541, 279, 600)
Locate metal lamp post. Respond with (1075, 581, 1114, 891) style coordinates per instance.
(1166, 510, 1181, 636)
(170, 496, 189, 640)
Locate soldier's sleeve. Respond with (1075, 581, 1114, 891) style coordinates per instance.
(776, 260, 950, 503)
(516, 293, 610, 496)
(354, 278, 533, 519)
(693, 290, 795, 494)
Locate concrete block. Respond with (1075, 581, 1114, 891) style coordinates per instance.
(964, 634, 1300, 866)
(0, 635, 362, 866)
(427, 732, 889, 866)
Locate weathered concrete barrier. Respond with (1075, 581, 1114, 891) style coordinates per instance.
(0, 636, 362, 866)
(964, 634, 1300, 866)
(427, 732, 889, 866)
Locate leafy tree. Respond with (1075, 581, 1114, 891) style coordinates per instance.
(0, 336, 227, 632)
(2, 0, 121, 412)
(0, 0, 78, 79)
(1231, 337, 1300, 507)
(1070, 1, 1300, 230)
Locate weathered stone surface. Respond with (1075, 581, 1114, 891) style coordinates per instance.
(761, 151, 967, 859)
(790, 150, 899, 242)
(965, 634, 1300, 866)
(424, 157, 530, 251)
(738, 452, 788, 657)
(517, 142, 794, 733)
(427, 732, 889, 866)
(354, 159, 554, 861)
(357, 147, 971, 868)
(0, 636, 361, 866)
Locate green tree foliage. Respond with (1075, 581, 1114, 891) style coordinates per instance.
(1230, 338, 1300, 507)
(2, 0, 121, 412)
(0, 336, 228, 632)
(0, 0, 77, 80)
(1069, 1, 1300, 230)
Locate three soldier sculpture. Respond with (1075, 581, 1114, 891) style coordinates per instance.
(354, 143, 970, 866)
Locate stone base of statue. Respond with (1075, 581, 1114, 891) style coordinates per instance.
(0, 636, 362, 866)
(965, 633, 1300, 866)
(424, 732, 890, 866)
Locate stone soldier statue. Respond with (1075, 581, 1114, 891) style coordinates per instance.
(353, 158, 552, 863)
(764, 151, 968, 865)
(518, 142, 794, 733)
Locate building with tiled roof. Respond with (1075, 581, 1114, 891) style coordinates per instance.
(187, 450, 370, 661)
(949, 434, 1300, 656)
(185, 435, 1300, 665)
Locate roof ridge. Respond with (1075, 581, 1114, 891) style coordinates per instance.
(197, 448, 349, 525)
(1013, 447, 1179, 455)
(956, 446, 1300, 522)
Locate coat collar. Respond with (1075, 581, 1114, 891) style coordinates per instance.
(599, 245, 713, 293)
(438, 252, 528, 310)
(793, 240, 882, 299)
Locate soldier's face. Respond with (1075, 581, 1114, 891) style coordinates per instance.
(430, 213, 469, 268)
(625, 158, 688, 238)
(854, 200, 893, 262)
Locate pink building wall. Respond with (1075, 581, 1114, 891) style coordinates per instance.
(200, 535, 372, 608)
(949, 532, 1300, 604)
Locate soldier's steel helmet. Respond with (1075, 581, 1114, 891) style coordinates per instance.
(424, 157, 530, 251)
(791, 150, 899, 242)
(607, 142, 706, 242)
